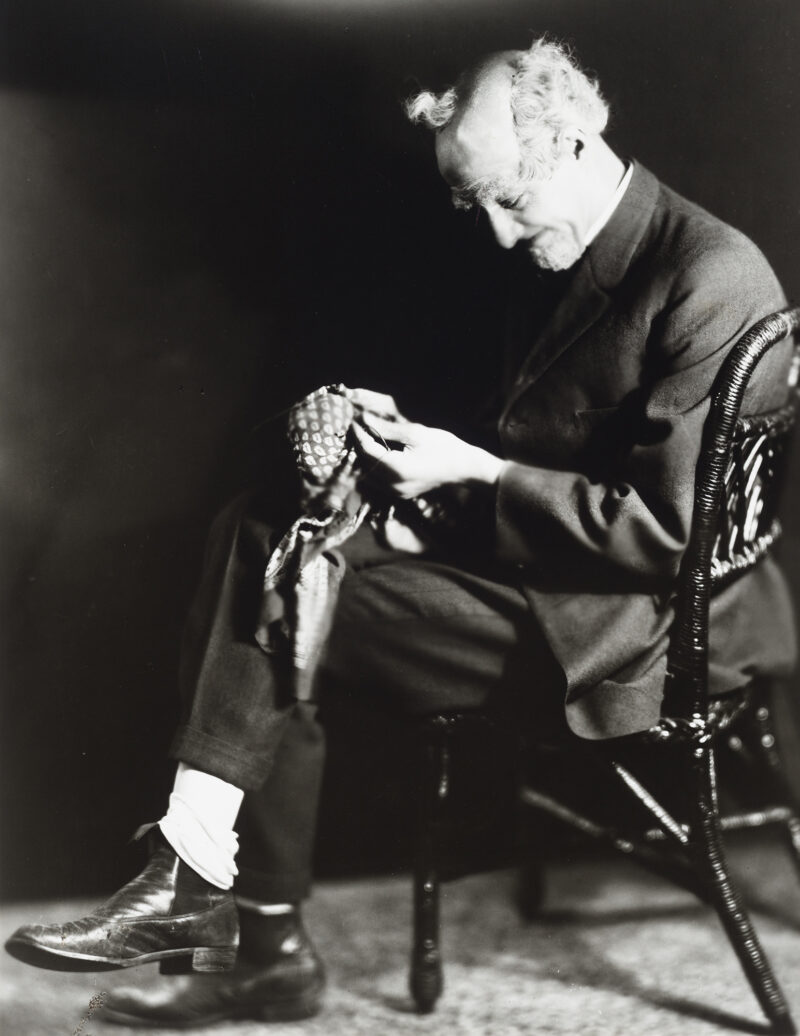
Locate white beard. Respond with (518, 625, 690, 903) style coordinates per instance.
(528, 228, 584, 272)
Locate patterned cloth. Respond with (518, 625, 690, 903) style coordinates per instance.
(254, 385, 399, 699)
(254, 383, 471, 698)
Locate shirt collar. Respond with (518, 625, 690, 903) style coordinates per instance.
(582, 161, 633, 248)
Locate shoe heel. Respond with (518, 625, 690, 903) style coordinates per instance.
(191, 946, 238, 973)
(256, 991, 323, 1022)
(159, 954, 192, 975)
(158, 946, 237, 975)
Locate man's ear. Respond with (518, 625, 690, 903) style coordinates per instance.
(559, 126, 584, 160)
(562, 127, 585, 159)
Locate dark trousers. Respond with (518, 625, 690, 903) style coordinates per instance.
(170, 492, 565, 903)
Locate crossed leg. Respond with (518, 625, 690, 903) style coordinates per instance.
(6, 489, 565, 1025)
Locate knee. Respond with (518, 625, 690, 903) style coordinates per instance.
(209, 491, 257, 541)
(204, 491, 277, 570)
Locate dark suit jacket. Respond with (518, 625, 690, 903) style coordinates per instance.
(494, 162, 796, 739)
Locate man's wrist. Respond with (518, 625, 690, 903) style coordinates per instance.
(470, 448, 505, 486)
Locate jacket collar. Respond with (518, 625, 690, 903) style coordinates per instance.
(502, 161, 660, 409)
(586, 160, 660, 291)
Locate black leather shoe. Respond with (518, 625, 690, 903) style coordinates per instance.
(101, 909, 324, 1027)
(4, 837, 238, 973)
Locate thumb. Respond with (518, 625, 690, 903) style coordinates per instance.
(350, 420, 385, 458)
(360, 413, 413, 446)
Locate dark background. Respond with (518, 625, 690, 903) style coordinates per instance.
(1, 0, 799, 900)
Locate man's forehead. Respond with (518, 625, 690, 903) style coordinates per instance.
(435, 53, 521, 191)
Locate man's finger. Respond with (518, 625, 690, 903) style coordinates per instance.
(350, 420, 386, 457)
(345, 388, 401, 419)
(360, 413, 412, 445)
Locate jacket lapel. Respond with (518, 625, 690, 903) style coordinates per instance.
(512, 259, 609, 392)
(501, 162, 661, 418)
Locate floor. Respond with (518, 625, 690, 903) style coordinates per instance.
(1, 837, 799, 1036)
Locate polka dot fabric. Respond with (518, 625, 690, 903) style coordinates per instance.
(288, 385, 355, 485)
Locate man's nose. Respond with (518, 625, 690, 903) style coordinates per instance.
(485, 206, 520, 249)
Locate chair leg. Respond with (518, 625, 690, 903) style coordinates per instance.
(409, 717, 450, 1014)
(751, 694, 800, 879)
(692, 744, 796, 1035)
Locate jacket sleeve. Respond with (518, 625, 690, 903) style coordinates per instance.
(494, 242, 787, 585)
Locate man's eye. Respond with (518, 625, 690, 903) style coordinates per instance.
(498, 195, 524, 211)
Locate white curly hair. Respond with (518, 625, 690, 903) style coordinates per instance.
(406, 38, 609, 184)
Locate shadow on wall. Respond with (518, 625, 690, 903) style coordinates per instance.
(1, 0, 799, 899)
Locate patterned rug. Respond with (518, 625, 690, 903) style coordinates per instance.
(2, 838, 799, 1036)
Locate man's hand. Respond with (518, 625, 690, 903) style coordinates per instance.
(343, 388, 405, 422)
(351, 413, 504, 499)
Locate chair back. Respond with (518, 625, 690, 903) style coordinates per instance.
(665, 306, 800, 719)
(711, 401, 796, 588)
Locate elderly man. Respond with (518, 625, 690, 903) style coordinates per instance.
(6, 38, 795, 1026)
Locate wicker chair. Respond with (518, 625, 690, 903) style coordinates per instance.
(409, 306, 800, 1034)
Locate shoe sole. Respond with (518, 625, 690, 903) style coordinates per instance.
(4, 938, 237, 973)
(101, 987, 324, 1028)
